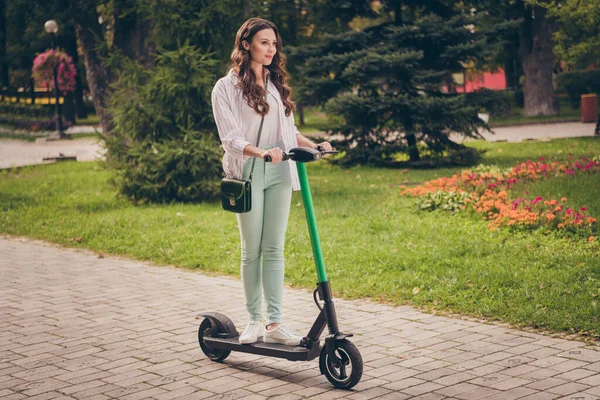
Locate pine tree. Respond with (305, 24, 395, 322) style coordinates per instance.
(295, 9, 517, 166)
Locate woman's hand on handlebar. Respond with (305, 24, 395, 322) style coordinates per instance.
(262, 147, 284, 164)
(317, 141, 333, 156)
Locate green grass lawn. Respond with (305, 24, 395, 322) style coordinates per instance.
(1, 137, 599, 338)
(297, 97, 592, 133)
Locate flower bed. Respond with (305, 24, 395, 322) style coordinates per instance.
(401, 157, 599, 238)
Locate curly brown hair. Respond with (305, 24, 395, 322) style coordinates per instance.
(230, 18, 295, 117)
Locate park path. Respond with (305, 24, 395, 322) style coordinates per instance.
(0, 122, 597, 170)
(1, 236, 599, 399)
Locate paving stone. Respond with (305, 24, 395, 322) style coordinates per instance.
(1, 237, 599, 400)
(547, 383, 592, 396)
(556, 394, 598, 400)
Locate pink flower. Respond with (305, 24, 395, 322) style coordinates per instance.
(531, 196, 543, 205)
(580, 207, 587, 212)
(32, 49, 77, 93)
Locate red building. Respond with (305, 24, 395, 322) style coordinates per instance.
(455, 69, 507, 93)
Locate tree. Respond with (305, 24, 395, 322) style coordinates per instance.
(547, 0, 600, 134)
(519, 1, 558, 116)
(69, 0, 134, 134)
(548, 0, 600, 70)
(104, 44, 222, 202)
(0, 0, 8, 88)
(295, 5, 515, 165)
(69, 0, 250, 135)
(77, 0, 248, 202)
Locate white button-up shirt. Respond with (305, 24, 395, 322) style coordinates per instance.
(211, 69, 301, 191)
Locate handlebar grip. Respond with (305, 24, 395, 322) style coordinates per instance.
(263, 153, 289, 162)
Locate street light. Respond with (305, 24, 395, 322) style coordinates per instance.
(44, 20, 65, 139)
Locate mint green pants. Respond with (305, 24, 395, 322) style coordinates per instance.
(236, 144, 292, 325)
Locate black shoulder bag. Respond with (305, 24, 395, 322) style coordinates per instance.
(220, 75, 269, 213)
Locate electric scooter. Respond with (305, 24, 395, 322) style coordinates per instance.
(197, 147, 363, 389)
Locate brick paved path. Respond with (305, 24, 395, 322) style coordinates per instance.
(1, 237, 599, 399)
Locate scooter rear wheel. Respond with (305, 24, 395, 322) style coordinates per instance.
(320, 339, 363, 389)
(198, 318, 231, 362)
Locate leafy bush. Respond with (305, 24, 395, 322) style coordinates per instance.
(416, 190, 472, 212)
(468, 164, 513, 176)
(0, 114, 72, 131)
(0, 102, 54, 119)
(465, 88, 512, 117)
(556, 70, 600, 109)
(104, 43, 223, 203)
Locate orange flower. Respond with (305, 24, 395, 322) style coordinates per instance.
(561, 197, 567, 202)
(546, 213, 555, 221)
(589, 236, 595, 243)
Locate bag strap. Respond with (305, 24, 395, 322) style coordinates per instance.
(248, 74, 269, 183)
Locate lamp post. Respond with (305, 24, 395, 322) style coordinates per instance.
(44, 20, 65, 139)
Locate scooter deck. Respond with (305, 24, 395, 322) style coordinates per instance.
(203, 336, 321, 361)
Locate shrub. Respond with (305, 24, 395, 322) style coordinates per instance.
(468, 164, 513, 177)
(104, 43, 223, 203)
(556, 70, 600, 109)
(0, 102, 54, 119)
(0, 114, 72, 131)
(416, 190, 472, 212)
(465, 88, 512, 117)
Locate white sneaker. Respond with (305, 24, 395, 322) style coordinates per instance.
(239, 321, 264, 344)
(263, 324, 303, 346)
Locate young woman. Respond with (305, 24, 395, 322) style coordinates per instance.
(211, 18, 332, 346)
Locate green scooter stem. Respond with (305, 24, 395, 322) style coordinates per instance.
(296, 162, 328, 283)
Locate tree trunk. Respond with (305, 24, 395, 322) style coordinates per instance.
(64, 23, 88, 119)
(406, 132, 420, 161)
(64, 91, 76, 123)
(504, 50, 519, 89)
(519, 4, 557, 116)
(390, 0, 402, 24)
(242, 0, 252, 18)
(298, 103, 305, 126)
(70, 0, 114, 135)
(70, 0, 154, 135)
(0, 0, 8, 88)
(113, 0, 155, 68)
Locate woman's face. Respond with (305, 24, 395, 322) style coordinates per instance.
(244, 28, 277, 66)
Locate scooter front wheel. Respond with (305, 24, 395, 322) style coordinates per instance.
(198, 318, 231, 362)
(320, 339, 363, 389)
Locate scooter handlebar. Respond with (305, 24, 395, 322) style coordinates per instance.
(263, 153, 290, 163)
(263, 146, 338, 163)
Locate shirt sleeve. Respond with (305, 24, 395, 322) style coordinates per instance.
(212, 80, 251, 162)
(290, 111, 301, 135)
